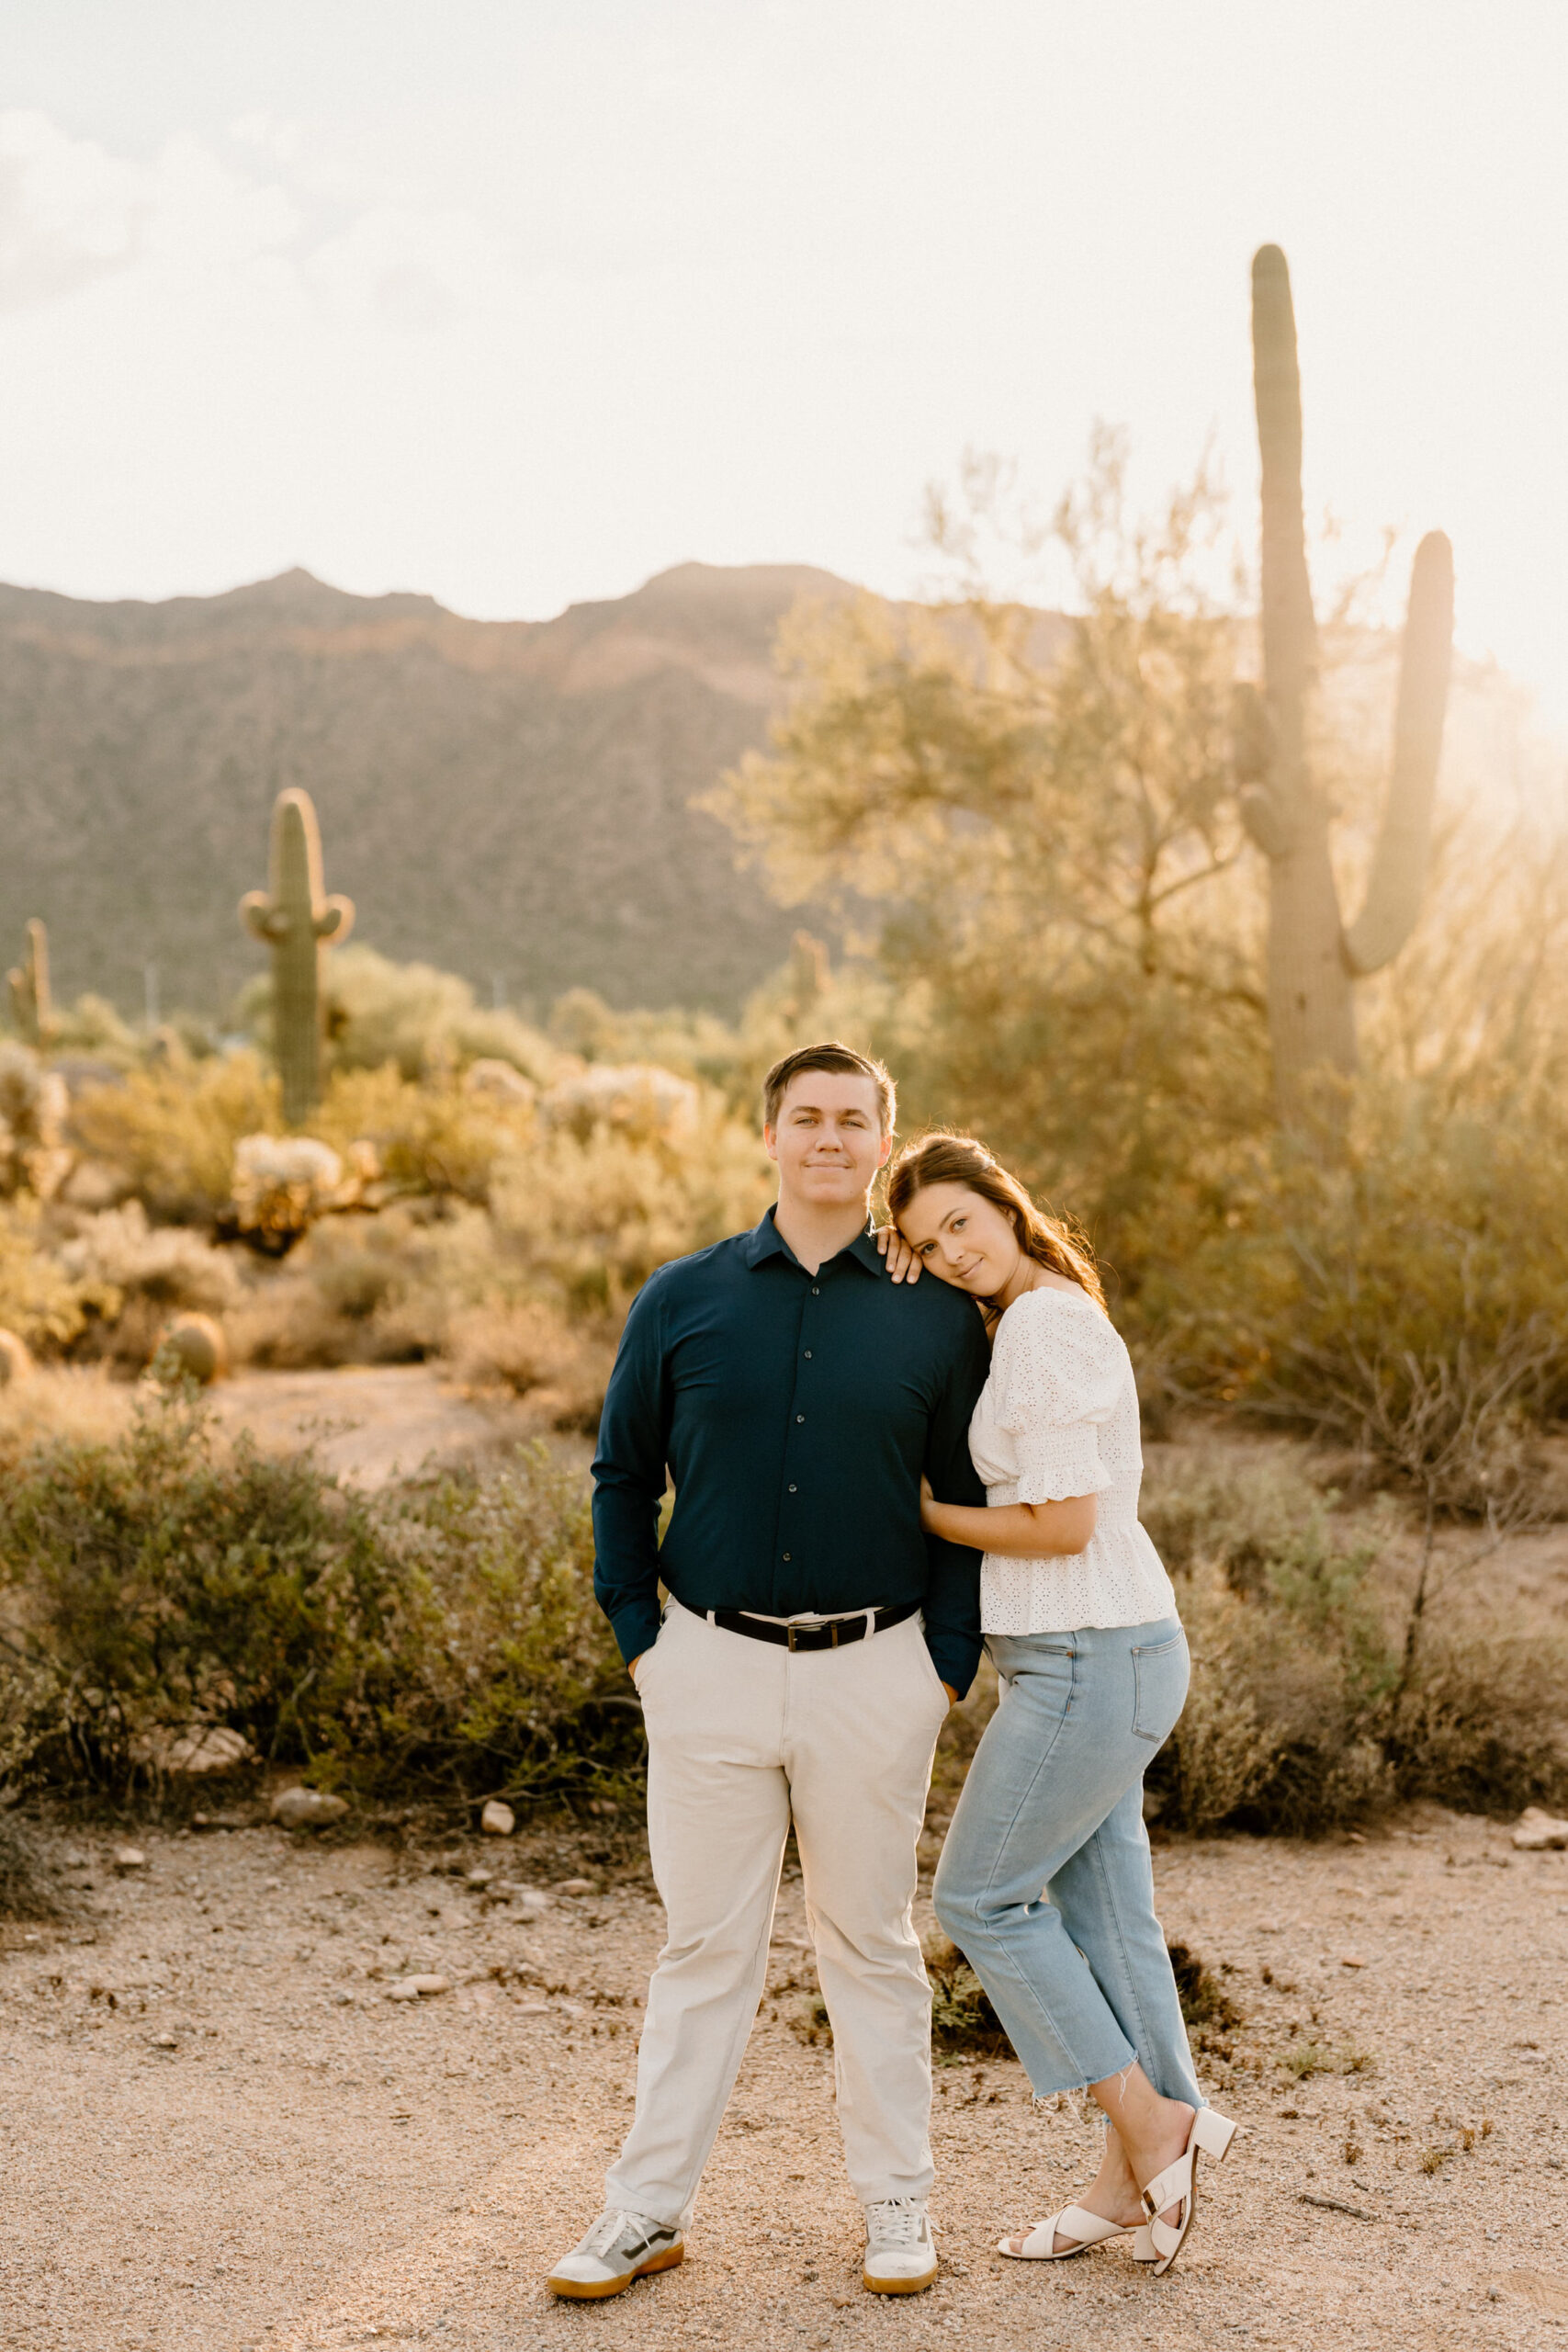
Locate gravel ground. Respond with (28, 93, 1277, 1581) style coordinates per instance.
(4, 1804, 1565, 2351)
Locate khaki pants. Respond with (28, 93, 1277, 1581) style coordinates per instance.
(605, 1599, 951, 2227)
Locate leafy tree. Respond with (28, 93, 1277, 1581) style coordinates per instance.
(707, 433, 1272, 1298)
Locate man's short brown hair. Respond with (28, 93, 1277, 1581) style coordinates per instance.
(761, 1041, 897, 1135)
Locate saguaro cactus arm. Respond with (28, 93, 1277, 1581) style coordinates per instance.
(240, 892, 286, 943)
(1341, 529, 1455, 977)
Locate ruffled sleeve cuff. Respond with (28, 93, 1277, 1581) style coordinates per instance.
(1013, 1424, 1111, 1503)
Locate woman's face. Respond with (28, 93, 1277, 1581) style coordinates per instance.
(895, 1181, 1024, 1297)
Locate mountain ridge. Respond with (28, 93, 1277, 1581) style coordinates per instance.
(0, 560, 858, 1019)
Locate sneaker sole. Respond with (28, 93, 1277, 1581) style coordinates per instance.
(863, 2261, 939, 2295)
(547, 2245, 684, 2300)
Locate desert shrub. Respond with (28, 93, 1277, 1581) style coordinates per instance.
(0, 1397, 631, 1804)
(490, 1108, 771, 1317)
(0, 1045, 70, 1198)
(230, 1204, 509, 1370)
(0, 1810, 70, 1922)
(48, 992, 141, 1065)
(314, 1064, 535, 1204)
(70, 1051, 278, 1223)
(445, 1302, 615, 1431)
(1141, 1447, 1337, 1598)
(547, 986, 747, 1094)
(57, 1202, 244, 1372)
(0, 1199, 111, 1351)
(1382, 1632, 1568, 1815)
(1143, 1451, 1567, 1832)
(241, 944, 554, 1085)
(1155, 1086, 1568, 1501)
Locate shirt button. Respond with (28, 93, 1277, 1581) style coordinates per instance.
(782, 1551, 792, 1562)
(795, 1413, 806, 1423)
(803, 1350, 812, 1360)
(810, 1285, 820, 1295)
(788, 1483, 797, 1493)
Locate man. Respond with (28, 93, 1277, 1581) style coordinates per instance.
(546, 1042, 990, 2302)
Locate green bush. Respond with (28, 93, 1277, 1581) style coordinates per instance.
(0, 1396, 633, 1806)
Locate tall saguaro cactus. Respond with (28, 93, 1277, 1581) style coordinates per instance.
(1239, 244, 1455, 1124)
(7, 920, 51, 1046)
(240, 788, 355, 1126)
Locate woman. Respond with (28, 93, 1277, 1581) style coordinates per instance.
(884, 1132, 1235, 2277)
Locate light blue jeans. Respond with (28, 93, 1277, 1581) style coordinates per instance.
(932, 1616, 1201, 2106)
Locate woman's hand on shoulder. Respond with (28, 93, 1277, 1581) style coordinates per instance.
(875, 1225, 920, 1283)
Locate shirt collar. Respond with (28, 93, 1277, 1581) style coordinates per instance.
(742, 1206, 886, 1278)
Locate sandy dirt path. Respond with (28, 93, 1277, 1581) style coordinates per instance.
(4, 1804, 1566, 2351)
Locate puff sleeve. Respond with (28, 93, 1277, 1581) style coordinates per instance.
(988, 1295, 1123, 1503)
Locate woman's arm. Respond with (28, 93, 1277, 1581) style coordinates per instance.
(921, 1480, 1097, 1558)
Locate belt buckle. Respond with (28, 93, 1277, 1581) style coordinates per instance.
(786, 1623, 798, 1652)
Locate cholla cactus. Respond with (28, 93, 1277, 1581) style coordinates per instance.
(240, 789, 355, 1125)
(541, 1063, 699, 1143)
(1239, 244, 1454, 1123)
(7, 920, 52, 1047)
(231, 1133, 350, 1244)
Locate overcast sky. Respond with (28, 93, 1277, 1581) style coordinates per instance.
(2, 2, 1564, 719)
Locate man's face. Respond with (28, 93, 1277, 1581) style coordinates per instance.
(765, 1070, 890, 1210)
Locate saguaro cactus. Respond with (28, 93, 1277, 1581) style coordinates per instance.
(7, 920, 52, 1046)
(240, 788, 355, 1125)
(1239, 244, 1454, 1124)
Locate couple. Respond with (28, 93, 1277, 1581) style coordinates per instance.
(547, 1041, 1235, 2302)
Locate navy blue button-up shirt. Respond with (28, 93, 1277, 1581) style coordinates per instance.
(592, 1208, 993, 1696)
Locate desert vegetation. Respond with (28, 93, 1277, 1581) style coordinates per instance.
(1, 251, 1565, 1853)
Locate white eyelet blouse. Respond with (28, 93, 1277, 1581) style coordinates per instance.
(967, 1285, 1177, 1635)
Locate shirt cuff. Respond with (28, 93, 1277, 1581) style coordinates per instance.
(924, 1626, 981, 1702)
(605, 1597, 663, 1670)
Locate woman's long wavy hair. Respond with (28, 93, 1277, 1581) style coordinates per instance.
(886, 1131, 1107, 1313)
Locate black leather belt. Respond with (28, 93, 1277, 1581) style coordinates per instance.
(708, 1600, 919, 1652)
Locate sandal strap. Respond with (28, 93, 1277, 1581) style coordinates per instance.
(1007, 2206, 1128, 2259)
(1145, 2211, 1185, 2259)
(1141, 2151, 1194, 2220)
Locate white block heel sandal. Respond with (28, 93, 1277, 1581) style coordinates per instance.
(1139, 2107, 1237, 2276)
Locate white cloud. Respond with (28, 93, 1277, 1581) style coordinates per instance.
(0, 110, 144, 312)
(301, 204, 510, 335)
(0, 110, 303, 317)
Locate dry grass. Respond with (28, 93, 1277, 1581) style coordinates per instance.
(0, 1365, 135, 1464)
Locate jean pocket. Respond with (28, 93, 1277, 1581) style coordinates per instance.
(1131, 1631, 1190, 1745)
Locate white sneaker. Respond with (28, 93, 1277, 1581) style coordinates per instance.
(863, 2196, 939, 2293)
(546, 2208, 684, 2300)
